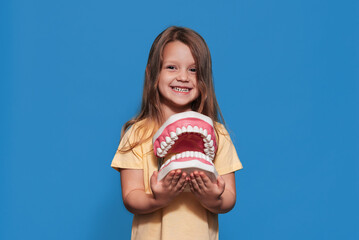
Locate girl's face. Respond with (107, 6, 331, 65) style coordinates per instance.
(158, 41, 199, 117)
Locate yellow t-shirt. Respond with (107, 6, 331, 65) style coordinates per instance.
(111, 119, 243, 240)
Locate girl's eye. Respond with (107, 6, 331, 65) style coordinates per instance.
(166, 65, 175, 70)
(189, 68, 196, 72)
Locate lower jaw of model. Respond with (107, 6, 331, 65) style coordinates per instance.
(153, 111, 218, 181)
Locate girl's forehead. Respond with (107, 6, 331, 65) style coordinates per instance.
(162, 41, 195, 63)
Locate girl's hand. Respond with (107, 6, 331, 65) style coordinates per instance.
(150, 169, 188, 206)
(189, 171, 225, 207)
(188, 170, 238, 214)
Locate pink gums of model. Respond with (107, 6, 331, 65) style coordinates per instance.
(153, 111, 219, 181)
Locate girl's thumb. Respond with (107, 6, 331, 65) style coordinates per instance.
(217, 176, 225, 189)
(150, 171, 158, 185)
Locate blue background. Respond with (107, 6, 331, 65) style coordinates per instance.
(1, 0, 358, 239)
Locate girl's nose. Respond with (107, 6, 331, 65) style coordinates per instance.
(176, 69, 189, 82)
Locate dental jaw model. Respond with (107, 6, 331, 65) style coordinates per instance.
(153, 111, 219, 181)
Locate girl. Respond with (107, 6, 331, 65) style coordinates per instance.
(111, 26, 243, 240)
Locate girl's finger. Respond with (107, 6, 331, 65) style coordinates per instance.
(176, 172, 187, 188)
(190, 173, 201, 192)
(194, 171, 205, 189)
(189, 181, 194, 192)
(171, 170, 181, 185)
(164, 171, 175, 186)
(199, 172, 211, 188)
(178, 180, 187, 192)
(172, 172, 187, 192)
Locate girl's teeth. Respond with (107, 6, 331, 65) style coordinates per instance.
(173, 87, 189, 92)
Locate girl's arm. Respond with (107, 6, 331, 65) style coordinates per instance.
(120, 168, 187, 214)
(188, 171, 236, 214)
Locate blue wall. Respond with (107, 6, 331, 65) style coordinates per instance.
(1, 0, 358, 239)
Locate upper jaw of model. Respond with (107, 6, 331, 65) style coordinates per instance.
(153, 111, 219, 181)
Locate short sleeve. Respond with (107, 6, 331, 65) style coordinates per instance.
(111, 125, 144, 172)
(213, 124, 243, 175)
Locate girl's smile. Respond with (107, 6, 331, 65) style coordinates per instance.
(171, 86, 192, 93)
(158, 41, 199, 118)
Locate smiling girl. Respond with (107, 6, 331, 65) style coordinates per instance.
(111, 26, 243, 240)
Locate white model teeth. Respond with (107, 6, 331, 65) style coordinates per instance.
(164, 151, 214, 163)
(182, 126, 187, 133)
(199, 128, 203, 134)
(165, 144, 171, 152)
(170, 132, 178, 140)
(176, 128, 182, 135)
(173, 87, 189, 92)
(205, 140, 214, 148)
(203, 129, 208, 137)
(193, 126, 199, 133)
(156, 125, 216, 159)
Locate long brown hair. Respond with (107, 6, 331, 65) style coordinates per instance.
(119, 26, 225, 152)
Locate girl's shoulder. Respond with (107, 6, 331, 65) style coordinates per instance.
(214, 122, 230, 137)
(127, 118, 149, 132)
(214, 121, 237, 148)
(121, 118, 156, 145)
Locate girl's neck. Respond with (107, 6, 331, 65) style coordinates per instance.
(161, 103, 192, 122)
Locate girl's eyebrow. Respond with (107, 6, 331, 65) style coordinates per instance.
(163, 60, 196, 66)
